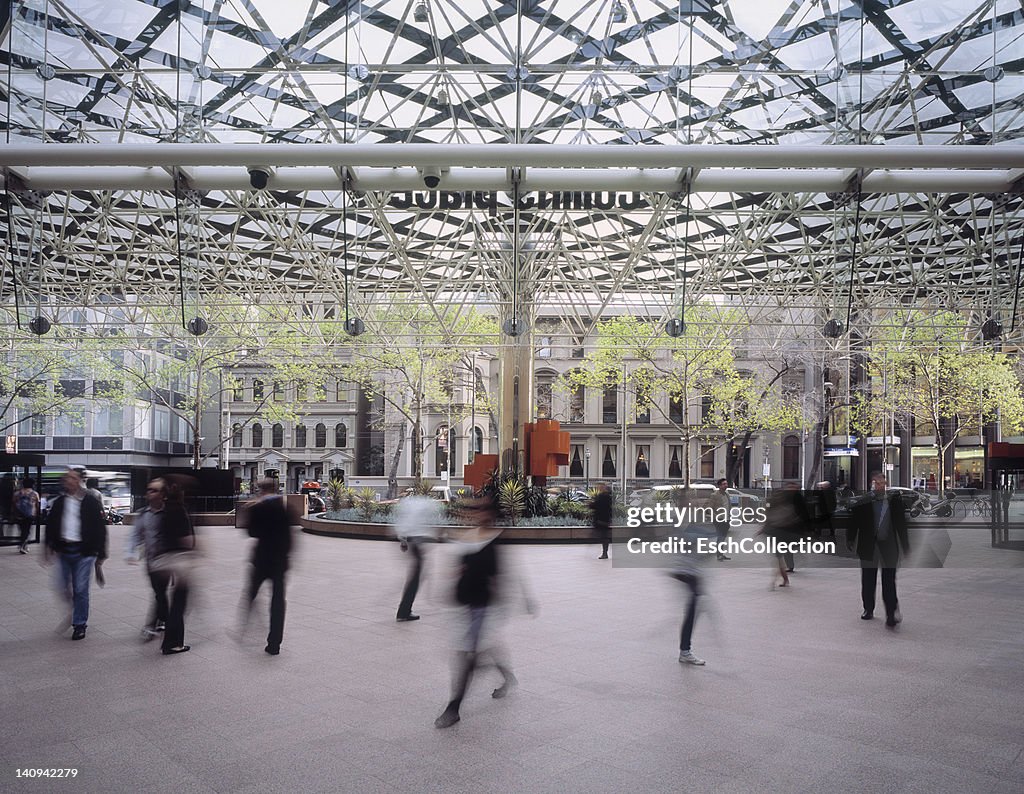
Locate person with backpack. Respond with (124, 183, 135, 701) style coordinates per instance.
(12, 477, 40, 554)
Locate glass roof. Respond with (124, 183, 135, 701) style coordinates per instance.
(2, 0, 1024, 339)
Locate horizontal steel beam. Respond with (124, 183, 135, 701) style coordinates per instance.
(0, 166, 1016, 194)
(1, 143, 1023, 169)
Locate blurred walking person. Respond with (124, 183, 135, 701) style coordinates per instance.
(590, 483, 614, 559)
(709, 478, 731, 561)
(849, 472, 910, 627)
(131, 477, 196, 654)
(435, 497, 530, 729)
(44, 469, 107, 640)
(239, 478, 294, 655)
(12, 476, 40, 554)
(393, 495, 440, 622)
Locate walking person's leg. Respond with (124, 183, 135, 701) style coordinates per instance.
(861, 566, 878, 617)
(881, 568, 900, 625)
(162, 578, 190, 653)
(678, 575, 705, 664)
(69, 552, 93, 634)
(397, 541, 423, 619)
(266, 569, 286, 653)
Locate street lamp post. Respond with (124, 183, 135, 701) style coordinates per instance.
(585, 448, 591, 490)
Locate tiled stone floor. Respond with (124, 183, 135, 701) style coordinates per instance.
(1, 522, 1022, 793)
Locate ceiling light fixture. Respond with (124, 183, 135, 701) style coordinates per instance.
(611, 2, 627, 24)
(414, 2, 428, 22)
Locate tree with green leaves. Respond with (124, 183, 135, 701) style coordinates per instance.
(562, 308, 770, 486)
(113, 305, 326, 469)
(0, 322, 121, 440)
(854, 311, 1024, 493)
(334, 304, 499, 497)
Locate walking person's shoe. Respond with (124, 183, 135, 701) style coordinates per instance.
(71, 625, 86, 641)
(264, 644, 280, 655)
(141, 626, 160, 642)
(162, 645, 190, 655)
(679, 650, 705, 666)
(434, 707, 461, 729)
(861, 610, 874, 620)
(396, 614, 420, 622)
(492, 672, 518, 699)
(885, 608, 902, 628)
(19, 544, 28, 554)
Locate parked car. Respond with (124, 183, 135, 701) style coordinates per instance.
(629, 484, 715, 508)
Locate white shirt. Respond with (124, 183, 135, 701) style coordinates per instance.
(61, 492, 84, 542)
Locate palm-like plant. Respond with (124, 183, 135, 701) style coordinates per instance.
(355, 487, 378, 521)
(497, 479, 526, 525)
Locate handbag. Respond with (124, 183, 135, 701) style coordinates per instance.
(148, 550, 197, 584)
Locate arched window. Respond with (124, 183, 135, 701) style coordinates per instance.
(251, 423, 263, 447)
(253, 380, 264, 401)
(271, 423, 284, 448)
(473, 426, 483, 455)
(294, 424, 307, 448)
(783, 435, 801, 480)
(315, 423, 327, 448)
(335, 423, 347, 448)
(535, 375, 553, 420)
(231, 423, 242, 448)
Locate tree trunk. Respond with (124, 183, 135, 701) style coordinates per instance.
(727, 431, 753, 487)
(387, 420, 407, 499)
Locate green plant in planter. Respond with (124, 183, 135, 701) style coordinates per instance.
(497, 479, 526, 525)
(355, 487, 379, 521)
(326, 478, 349, 511)
(409, 478, 435, 496)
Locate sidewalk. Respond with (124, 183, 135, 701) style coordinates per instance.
(1, 524, 1021, 793)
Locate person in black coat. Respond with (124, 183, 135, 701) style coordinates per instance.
(44, 469, 108, 640)
(590, 484, 614, 559)
(848, 472, 910, 627)
(239, 478, 294, 655)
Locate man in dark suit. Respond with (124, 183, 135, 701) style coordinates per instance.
(240, 478, 294, 655)
(44, 469, 108, 640)
(848, 472, 910, 628)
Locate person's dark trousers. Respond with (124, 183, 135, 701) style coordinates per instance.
(782, 550, 795, 571)
(248, 565, 287, 649)
(397, 540, 424, 618)
(162, 580, 189, 651)
(147, 569, 171, 628)
(17, 518, 32, 548)
(861, 567, 899, 617)
(675, 573, 701, 651)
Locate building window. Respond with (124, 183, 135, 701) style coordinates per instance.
(536, 378, 553, 420)
(569, 384, 585, 423)
(635, 445, 650, 478)
(273, 381, 284, 400)
(701, 396, 713, 423)
(295, 424, 307, 448)
(335, 423, 347, 448)
(472, 426, 483, 455)
(602, 386, 617, 424)
(669, 396, 684, 424)
(435, 425, 452, 475)
(668, 445, 682, 479)
(569, 444, 584, 477)
(783, 435, 800, 480)
(315, 423, 327, 448)
(336, 381, 346, 401)
(699, 444, 715, 480)
(253, 380, 264, 401)
(602, 445, 616, 477)
(252, 423, 263, 447)
(271, 423, 284, 448)
(232, 383, 243, 402)
(231, 423, 242, 448)
(636, 401, 650, 424)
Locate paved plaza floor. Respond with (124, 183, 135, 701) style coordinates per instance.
(1, 522, 1022, 794)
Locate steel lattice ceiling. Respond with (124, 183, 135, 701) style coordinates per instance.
(2, 0, 1024, 340)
